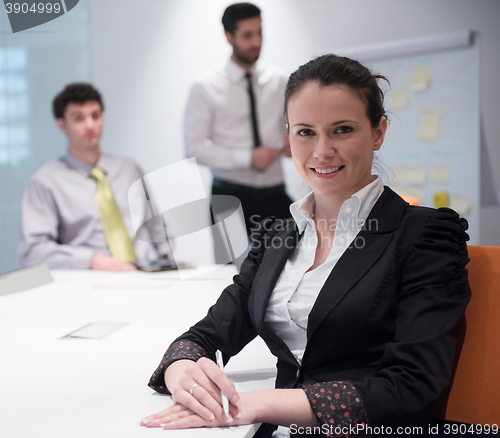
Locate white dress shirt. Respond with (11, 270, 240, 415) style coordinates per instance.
(184, 58, 288, 188)
(265, 176, 384, 362)
(19, 152, 171, 269)
(266, 176, 383, 438)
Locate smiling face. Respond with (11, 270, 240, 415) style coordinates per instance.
(287, 82, 387, 204)
(56, 100, 103, 152)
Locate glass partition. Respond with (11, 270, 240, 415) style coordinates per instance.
(0, 2, 91, 272)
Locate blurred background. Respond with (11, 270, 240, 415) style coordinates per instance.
(1, 0, 499, 273)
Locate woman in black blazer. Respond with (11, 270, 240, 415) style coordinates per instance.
(141, 54, 470, 437)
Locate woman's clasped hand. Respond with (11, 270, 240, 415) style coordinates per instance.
(140, 358, 244, 428)
(140, 357, 317, 430)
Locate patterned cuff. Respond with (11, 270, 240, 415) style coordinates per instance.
(302, 381, 368, 437)
(148, 340, 209, 394)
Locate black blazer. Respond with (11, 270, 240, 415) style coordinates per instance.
(177, 187, 471, 428)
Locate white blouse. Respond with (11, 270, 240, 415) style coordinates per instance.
(266, 177, 384, 438)
(264, 176, 384, 364)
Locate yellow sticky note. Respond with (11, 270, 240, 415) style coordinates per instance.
(431, 164, 451, 183)
(392, 166, 426, 184)
(392, 186, 426, 206)
(405, 187, 426, 205)
(433, 192, 449, 209)
(406, 166, 426, 184)
(392, 166, 407, 183)
(410, 66, 432, 91)
(450, 195, 471, 215)
(418, 110, 441, 141)
(389, 90, 409, 109)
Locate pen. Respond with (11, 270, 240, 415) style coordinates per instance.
(215, 349, 229, 416)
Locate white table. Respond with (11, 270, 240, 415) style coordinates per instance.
(0, 266, 276, 438)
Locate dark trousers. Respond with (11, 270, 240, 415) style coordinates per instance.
(211, 178, 292, 235)
(210, 178, 292, 265)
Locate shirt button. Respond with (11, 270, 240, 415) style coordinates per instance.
(345, 207, 353, 214)
(296, 369, 300, 378)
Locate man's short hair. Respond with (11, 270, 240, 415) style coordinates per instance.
(52, 83, 104, 119)
(222, 3, 261, 34)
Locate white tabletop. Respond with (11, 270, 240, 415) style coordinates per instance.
(0, 266, 276, 438)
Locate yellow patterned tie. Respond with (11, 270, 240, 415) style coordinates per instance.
(89, 167, 137, 263)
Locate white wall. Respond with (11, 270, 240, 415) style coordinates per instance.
(89, 0, 500, 254)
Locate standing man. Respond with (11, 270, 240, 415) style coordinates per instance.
(184, 3, 292, 237)
(19, 83, 171, 271)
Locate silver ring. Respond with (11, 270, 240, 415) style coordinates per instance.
(189, 383, 200, 395)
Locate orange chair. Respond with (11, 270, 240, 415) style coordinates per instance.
(399, 194, 420, 206)
(433, 245, 500, 425)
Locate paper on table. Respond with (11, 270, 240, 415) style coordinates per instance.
(431, 164, 452, 183)
(388, 89, 409, 109)
(409, 66, 432, 91)
(0, 264, 53, 296)
(450, 194, 471, 215)
(418, 110, 441, 141)
(65, 321, 129, 339)
(433, 192, 450, 209)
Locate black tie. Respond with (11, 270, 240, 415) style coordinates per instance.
(245, 72, 261, 148)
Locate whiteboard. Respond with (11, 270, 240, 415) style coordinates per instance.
(338, 31, 480, 243)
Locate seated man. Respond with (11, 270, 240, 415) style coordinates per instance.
(19, 83, 170, 271)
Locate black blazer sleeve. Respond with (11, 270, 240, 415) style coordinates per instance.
(148, 217, 283, 392)
(352, 207, 470, 424)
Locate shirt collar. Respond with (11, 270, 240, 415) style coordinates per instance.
(290, 191, 315, 234)
(356, 175, 384, 223)
(226, 57, 258, 82)
(62, 151, 108, 176)
(289, 176, 384, 234)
